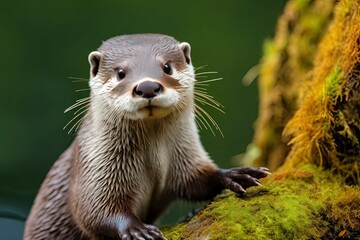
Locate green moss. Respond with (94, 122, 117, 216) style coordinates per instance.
(163, 166, 360, 239)
(325, 65, 344, 100)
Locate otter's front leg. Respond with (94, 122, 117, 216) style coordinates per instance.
(171, 158, 270, 201)
(212, 167, 271, 194)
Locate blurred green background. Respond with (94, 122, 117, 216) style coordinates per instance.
(0, 0, 285, 239)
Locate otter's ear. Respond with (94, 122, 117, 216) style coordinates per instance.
(179, 42, 191, 65)
(88, 51, 102, 78)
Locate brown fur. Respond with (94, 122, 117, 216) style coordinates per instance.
(24, 34, 269, 240)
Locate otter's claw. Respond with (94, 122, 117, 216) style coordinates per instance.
(121, 223, 166, 240)
(217, 167, 270, 194)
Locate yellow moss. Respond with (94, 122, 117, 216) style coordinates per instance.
(293, 0, 310, 11)
(283, 65, 346, 169)
(243, 0, 335, 171)
(283, 0, 360, 184)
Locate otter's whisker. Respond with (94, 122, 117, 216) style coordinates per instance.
(194, 89, 214, 97)
(195, 71, 219, 76)
(68, 112, 88, 134)
(195, 77, 223, 83)
(69, 77, 89, 84)
(76, 97, 91, 102)
(194, 82, 210, 87)
(75, 88, 91, 92)
(191, 65, 225, 136)
(74, 117, 86, 133)
(195, 92, 224, 109)
(194, 86, 209, 91)
(194, 65, 208, 71)
(63, 107, 88, 132)
(195, 91, 223, 105)
(64, 97, 91, 113)
(194, 108, 208, 131)
(68, 76, 88, 81)
(195, 96, 225, 114)
(64, 101, 90, 114)
(195, 105, 214, 134)
(195, 104, 224, 137)
(73, 103, 90, 116)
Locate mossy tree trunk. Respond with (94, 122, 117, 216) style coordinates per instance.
(164, 0, 360, 239)
(247, 0, 335, 171)
(245, 0, 360, 184)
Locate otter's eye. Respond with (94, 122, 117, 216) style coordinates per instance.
(163, 63, 172, 75)
(117, 69, 126, 80)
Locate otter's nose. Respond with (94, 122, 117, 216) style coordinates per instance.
(134, 81, 163, 99)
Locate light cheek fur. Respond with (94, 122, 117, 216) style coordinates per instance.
(178, 65, 195, 85)
(89, 76, 104, 96)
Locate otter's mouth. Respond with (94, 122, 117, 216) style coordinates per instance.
(141, 100, 161, 117)
(128, 99, 174, 120)
(144, 105, 155, 116)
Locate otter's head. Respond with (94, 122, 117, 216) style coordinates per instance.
(88, 34, 194, 120)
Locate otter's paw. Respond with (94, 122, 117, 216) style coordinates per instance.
(120, 223, 166, 240)
(217, 167, 270, 194)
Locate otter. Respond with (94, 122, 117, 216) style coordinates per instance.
(24, 34, 270, 240)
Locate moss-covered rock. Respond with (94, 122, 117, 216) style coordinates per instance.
(163, 166, 360, 239)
